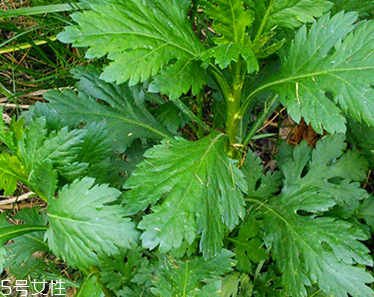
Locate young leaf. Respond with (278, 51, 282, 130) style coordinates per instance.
(123, 132, 247, 258)
(201, 0, 258, 72)
(266, 12, 374, 133)
(46, 177, 139, 269)
(0, 107, 23, 154)
(58, 0, 206, 98)
(0, 153, 27, 196)
(205, 0, 254, 44)
(43, 67, 171, 153)
(138, 250, 234, 297)
(249, 136, 373, 296)
(249, 0, 332, 33)
(230, 220, 266, 273)
(241, 150, 282, 199)
(75, 274, 104, 297)
(99, 246, 148, 295)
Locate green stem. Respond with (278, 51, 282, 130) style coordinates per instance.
(242, 94, 279, 147)
(226, 58, 245, 157)
(196, 90, 205, 138)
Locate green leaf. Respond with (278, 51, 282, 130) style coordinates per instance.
(347, 117, 374, 167)
(58, 0, 206, 98)
(152, 101, 188, 134)
(123, 132, 247, 258)
(201, 1, 258, 72)
(0, 107, 24, 154)
(0, 214, 48, 272)
(99, 246, 148, 295)
(142, 250, 234, 297)
(7, 256, 78, 289)
(358, 196, 374, 232)
(0, 153, 27, 196)
(267, 12, 374, 134)
(5, 208, 49, 268)
(249, 0, 332, 33)
(221, 273, 253, 297)
(205, 0, 254, 44)
(249, 136, 373, 297)
(230, 220, 266, 273)
(241, 150, 282, 199)
(43, 67, 171, 153)
(201, 43, 259, 73)
(330, 0, 374, 17)
(46, 177, 139, 269)
(76, 274, 104, 297)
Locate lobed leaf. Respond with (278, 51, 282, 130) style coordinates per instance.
(138, 250, 234, 297)
(267, 12, 374, 133)
(46, 177, 139, 269)
(248, 0, 332, 33)
(250, 135, 373, 296)
(58, 0, 206, 98)
(43, 67, 171, 153)
(123, 132, 247, 259)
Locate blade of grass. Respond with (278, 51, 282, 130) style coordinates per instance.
(0, 3, 83, 18)
(0, 37, 57, 55)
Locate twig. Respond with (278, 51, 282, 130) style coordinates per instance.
(0, 192, 34, 206)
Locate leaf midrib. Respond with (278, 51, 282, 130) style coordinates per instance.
(246, 66, 374, 103)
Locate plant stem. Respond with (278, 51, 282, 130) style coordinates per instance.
(242, 94, 279, 147)
(226, 58, 245, 157)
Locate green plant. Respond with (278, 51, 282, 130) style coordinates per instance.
(1, 0, 374, 296)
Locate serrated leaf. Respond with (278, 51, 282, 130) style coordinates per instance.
(250, 136, 374, 297)
(58, 0, 206, 98)
(5, 208, 49, 268)
(149, 59, 207, 99)
(152, 101, 187, 134)
(347, 117, 374, 167)
(201, 43, 259, 73)
(241, 150, 282, 199)
(249, 0, 332, 33)
(46, 177, 139, 269)
(267, 12, 374, 133)
(205, 0, 254, 44)
(201, 1, 258, 72)
(358, 196, 374, 232)
(8, 256, 78, 290)
(221, 273, 253, 297)
(330, 0, 374, 17)
(76, 274, 104, 297)
(0, 214, 48, 272)
(231, 220, 266, 273)
(0, 107, 23, 154)
(99, 246, 147, 294)
(146, 250, 234, 297)
(0, 153, 27, 195)
(43, 67, 171, 153)
(123, 132, 247, 258)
